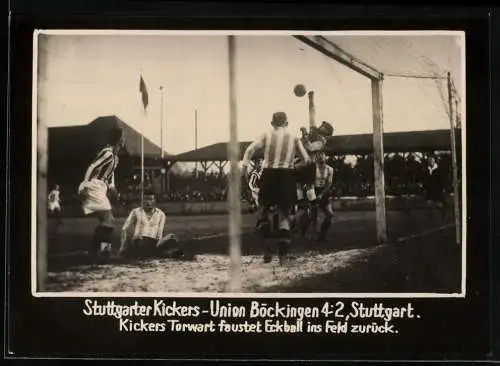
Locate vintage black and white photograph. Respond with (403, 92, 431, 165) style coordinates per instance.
(33, 30, 465, 296)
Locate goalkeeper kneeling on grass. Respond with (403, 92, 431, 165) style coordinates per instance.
(118, 190, 189, 260)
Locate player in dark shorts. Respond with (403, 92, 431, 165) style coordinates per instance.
(293, 120, 334, 238)
(423, 156, 447, 221)
(298, 152, 335, 241)
(402, 155, 448, 232)
(242, 112, 310, 264)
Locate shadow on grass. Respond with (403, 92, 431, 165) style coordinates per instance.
(263, 226, 461, 294)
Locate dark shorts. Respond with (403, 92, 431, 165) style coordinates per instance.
(125, 237, 186, 259)
(294, 162, 316, 185)
(314, 187, 332, 207)
(127, 238, 159, 258)
(259, 168, 296, 211)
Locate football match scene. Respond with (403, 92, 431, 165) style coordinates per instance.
(34, 32, 464, 295)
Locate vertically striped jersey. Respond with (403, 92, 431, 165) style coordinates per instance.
(87, 146, 119, 185)
(123, 207, 166, 240)
(315, 164, 334, 188)
(248, 170, 261, 193)
(243, 127, 310, 169)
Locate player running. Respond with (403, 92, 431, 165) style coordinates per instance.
(242, 111, 311, 264)
(78, 127, 124, 261)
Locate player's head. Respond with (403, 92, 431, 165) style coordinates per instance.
(108, 127, 124, 151)
(54, 184, 60, 190)
(317, 151, 327, 164)
(252, 158, 262, 170)
(427, 156, 437, 166)
(318, 121, 334, 137)
(271, 112, 288, 128)
(143, 190, 156, 210)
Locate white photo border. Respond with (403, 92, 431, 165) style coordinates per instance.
(31, 29, 467, 298)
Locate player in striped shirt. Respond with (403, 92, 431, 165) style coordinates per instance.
(248, 158, 262, 209)
(118, 190, 185, 259)
(78, 127, 124, 260)
(242, 111, 310, 264)
(309, 152, 335, 242)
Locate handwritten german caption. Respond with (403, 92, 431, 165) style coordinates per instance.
(83, 299, 420, 334)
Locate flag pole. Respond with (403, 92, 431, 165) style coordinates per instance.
(160, 86, 164, 159)
(195, 109, 198, 178)
(141, 135, 144, 208)
(227, 35, 241, 292)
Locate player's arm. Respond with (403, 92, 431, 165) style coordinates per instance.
(308, 90, 316, 129)
(248, 173, 258, 192)
(157, 211, 166, 241)
(295, 136, 311, 164)
(110, 172, 116, 188)
(242, 135, 265, 179)
(108, 172, 118, 200)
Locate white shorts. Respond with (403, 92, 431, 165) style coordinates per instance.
(48, 202, 61, 212)
(296, 185, 316, 202)
(80, 179, 111, 215)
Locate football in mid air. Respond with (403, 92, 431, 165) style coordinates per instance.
(293, 84, 307, 97)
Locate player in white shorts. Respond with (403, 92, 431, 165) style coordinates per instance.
(48, 184, 62, 223)
(78, 127, 124, 261)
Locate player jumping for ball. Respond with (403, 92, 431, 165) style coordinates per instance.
(78, 127, 124, 261)
(294, 89, 334, 236)
(242, 111, 311, 264)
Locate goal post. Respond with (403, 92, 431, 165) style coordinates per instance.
(227, 35, 242, 292)
(295, 35, 388, 245)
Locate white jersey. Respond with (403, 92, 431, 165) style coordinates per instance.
(48, 189, 60, 203)
(315, 164, 334, 189)
(123, 207, 166, 241)
(48, 189, 61, 211)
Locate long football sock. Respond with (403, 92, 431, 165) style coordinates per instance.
(318, 219, 331, 241)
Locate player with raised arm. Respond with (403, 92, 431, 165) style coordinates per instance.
(293, 89, 334, 238)
(78, 127, 124, 261)
(242, 111, 311, 264)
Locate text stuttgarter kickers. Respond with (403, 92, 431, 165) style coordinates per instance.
(82, 299, 420, 335)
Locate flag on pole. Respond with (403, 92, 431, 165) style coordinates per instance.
(139, 75, 149, 111)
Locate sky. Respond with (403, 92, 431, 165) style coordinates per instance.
(36, 32, 464, 155)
